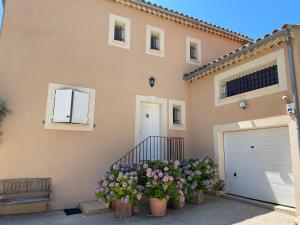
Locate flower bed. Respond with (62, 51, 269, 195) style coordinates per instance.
(96, 158, 224, 217)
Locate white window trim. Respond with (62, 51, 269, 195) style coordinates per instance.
(214, 48, 287, 107)
(186, 36, 202, 65)
(44, 83, 96, 131)
(108, 14, 131, 49)
(146, 25, 165, 58)
(169, 99, 186, 130)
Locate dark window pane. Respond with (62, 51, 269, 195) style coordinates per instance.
(151, 34, 160, 50)
(226, 65, 278, 98)
(173, 107, 181, 125)
(190, 45, 197, 60)
(114, 24, 125, 42)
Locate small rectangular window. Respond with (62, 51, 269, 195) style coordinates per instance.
(114, 23, 125, 42)
(169, 100, 186, 130)
(150, 33, 160, 51)
(146, 25, 165, 57)
(173, 106, 182, 125)
(190, 43, 197, 60)
(186, 37, 201, 65)
(108, 14, 131, 49)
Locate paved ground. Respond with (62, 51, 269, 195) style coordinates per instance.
(0, 196, 295, 225)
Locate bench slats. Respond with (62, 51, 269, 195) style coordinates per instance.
(0, 178, 51, 195)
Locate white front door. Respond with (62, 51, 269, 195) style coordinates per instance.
(224, 127, 295, 207)
(140, 103, 161, 160)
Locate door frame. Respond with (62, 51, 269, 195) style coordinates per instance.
(213, 115, 299, 209)
(135, 95, 167, 145)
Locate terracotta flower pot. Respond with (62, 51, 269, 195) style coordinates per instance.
(189, 189, 204, 204)
(115, 200, 132, 218)
(149, 198, 167, 217)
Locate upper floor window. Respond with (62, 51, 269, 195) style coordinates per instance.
(223, 64, 279, 98)
(190, 43, 198, 60)
(108, 14, 131, 49)
(186, 36, 201, 65)
(114, 23, 125, 42)
(214, 49, 288, 107)
(146, 25, 165, 57)
(150, 32, 160, 51)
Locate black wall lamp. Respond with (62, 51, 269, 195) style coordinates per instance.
(149, 76, 155, 88)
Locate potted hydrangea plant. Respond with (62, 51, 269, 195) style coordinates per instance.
(138, 161, 175, 217)
(213, 179, 225, 196)
(96, 164, 143, 218)
(165, 160, 186, 209)
(182, 157, 217, 204)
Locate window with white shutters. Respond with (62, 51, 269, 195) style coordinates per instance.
(71, 91, 90, 124)
(52, 89, 73, 123)
(45, 83, 95, 131)
(52, 89, 90, 125)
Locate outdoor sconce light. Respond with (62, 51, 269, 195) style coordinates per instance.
(149, 76, 155, 88)
(238, 100, 248, 110)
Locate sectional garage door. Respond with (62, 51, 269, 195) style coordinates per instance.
(224, 127, 295, 207)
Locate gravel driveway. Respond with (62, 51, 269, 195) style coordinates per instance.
(0, 196, 295, 225)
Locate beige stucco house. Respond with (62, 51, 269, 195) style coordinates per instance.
(1, 0, 300, 221)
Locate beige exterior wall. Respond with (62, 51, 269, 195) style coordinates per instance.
(189, 32, 300, 215)
(0, 0, 242, 209)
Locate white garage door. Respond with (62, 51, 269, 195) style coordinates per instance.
(224, 127, 295, 207)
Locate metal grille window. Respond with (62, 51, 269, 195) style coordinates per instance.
(190, 43, 197, 60)
(151, 33, 160, 51)
(225, 64, 279, 98)
(173, 106, 182, 125)
(114, 23, 125, 42)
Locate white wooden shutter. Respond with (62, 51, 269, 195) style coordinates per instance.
(71, 91, 90, 124)
(52, 89, 73, 123)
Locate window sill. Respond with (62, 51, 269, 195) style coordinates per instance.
(169, 124, 186, 130)
(186, 58, 201, 65)
(109, 39, 130, 49)
(146, 48, 164, 57)
(44, 122, 94, 132)
(217, 84, 280, 107)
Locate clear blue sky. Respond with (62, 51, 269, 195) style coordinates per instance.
(148, 0, 300, 39)
(1, 1, 299, 39)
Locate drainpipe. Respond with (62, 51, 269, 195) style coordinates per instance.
(284, 27, 300, 158)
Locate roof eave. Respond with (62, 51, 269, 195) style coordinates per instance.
(183, 29, 287, 81)
(131, 0, 252, 43)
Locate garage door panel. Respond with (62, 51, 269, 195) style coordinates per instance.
(224, 137, 290, 146)
(225, 155, 293, 166)
(225, 127, 289, 138)
(224, 145, 291, 156)
(226, 179, 295, 207)
(226, 161, 293, 174)
(224, 127, 295, 207)
(225, 167, 294, 186)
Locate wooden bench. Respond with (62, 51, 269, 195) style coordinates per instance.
(0, 178, 51, 215)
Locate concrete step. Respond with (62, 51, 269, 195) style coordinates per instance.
(79, 200, 110, 216)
